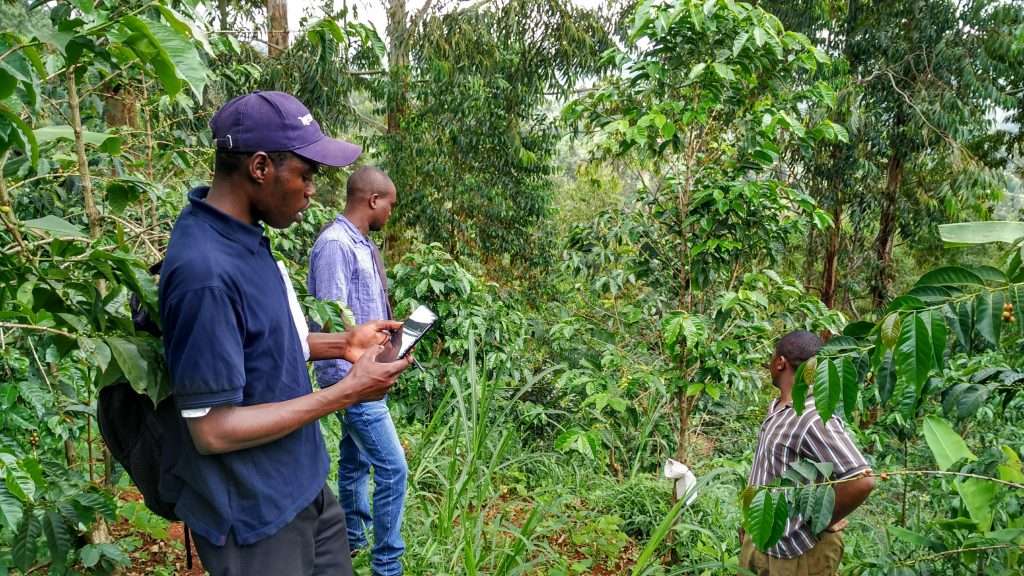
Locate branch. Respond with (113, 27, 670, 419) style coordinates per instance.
(763, 468, 1024, 492)
(0, 322, 76, 339)
(897, 544, 1021, 567)
(0, 41, 43, 65)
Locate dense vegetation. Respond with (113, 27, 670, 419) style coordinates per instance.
(0, 0, 1023, 574)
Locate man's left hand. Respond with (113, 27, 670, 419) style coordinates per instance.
(343, 320, 402, 363)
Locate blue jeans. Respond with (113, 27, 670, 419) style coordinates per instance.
(337, 400, 407, 576)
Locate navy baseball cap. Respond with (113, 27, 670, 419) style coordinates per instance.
(210, 91, 361, 167)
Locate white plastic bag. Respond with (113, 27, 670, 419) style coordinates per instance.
(664, 459, 698, 506)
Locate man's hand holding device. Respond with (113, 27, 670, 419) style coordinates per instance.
(377, 305, 438, 365)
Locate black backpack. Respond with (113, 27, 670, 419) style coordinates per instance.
(97, 261, 182, 521)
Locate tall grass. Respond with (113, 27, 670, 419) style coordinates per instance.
(404, 336, 561, 574)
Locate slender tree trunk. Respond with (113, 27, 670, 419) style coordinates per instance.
(674, 389, 693, 463)
(267, 0, 288, 56)
(821, 200, 842, 308)
(871, 153, 903, 308)
(803, 228, 818, 289)
(67, 68, 100, 239)
(386, 0, 408, 134)
(0, 152, 30, 256)
(218, 0, 230, 32)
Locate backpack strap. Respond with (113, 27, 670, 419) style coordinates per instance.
(184, 523, 193, 570)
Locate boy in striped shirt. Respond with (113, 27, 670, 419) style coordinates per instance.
(740, 331, 876, 575)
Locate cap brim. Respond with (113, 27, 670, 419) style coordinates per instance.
(293, 136, 361, 167)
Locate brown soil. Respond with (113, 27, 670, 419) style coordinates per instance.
(112, 490, 205, 575)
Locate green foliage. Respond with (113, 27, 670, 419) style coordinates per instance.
(0, 0, 1022, 573)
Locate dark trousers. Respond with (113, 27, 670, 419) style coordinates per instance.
(193, 487, 352, 576)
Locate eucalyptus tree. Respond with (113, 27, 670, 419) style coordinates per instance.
(379, 0, 611, 267)
(763, 0, 1024, 310)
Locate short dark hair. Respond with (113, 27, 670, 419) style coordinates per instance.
(775, 331, 823, 368)
(346, 166, 392, 200)
(214, 150, 300, 176)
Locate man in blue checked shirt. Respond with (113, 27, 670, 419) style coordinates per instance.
(308, 166, 406, 576)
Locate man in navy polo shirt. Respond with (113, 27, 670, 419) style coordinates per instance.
(159, 91, 412, 575)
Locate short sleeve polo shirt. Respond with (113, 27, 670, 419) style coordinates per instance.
(158, 186, 328, 546)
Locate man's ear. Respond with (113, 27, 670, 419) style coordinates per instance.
(775, 355, 789, 372)
(368, 193, 380, 209)
(248, 152, 271, 184)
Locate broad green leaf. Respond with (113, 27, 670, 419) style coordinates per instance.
(0, 102, 38, 166)
(889, 525, 928, 546)
(688, 62, 707, 80)
(156, 5, 213, 56)
(745, 489, 777, 550)
(923, 414, 975, 471)
(12, 512, 41, 571)
(969, 265, 1008, 286)
(782, 460, 818, 485)
(973, 291, 1003, 349)
(839, 357, 858, 421)
(877, 350, 896, 404)
(43, 509, 72, 569)
(792, 357, 811, 414)
(80, 544, 101, 568)
(120, 16, 208, 100)
(928, 310, 947, 371)
(906, 285, 954, 305)
(916, 266, 986, 287)
(896, 312, 932, 392)
(106, 179, 146, 214)
(806, 484, 835, 534)
(998, 446, 1024, 484)
(957, 478, 995, 532)
(812, 357, 836, 422)
(880, 313, 900, 350)
(769, 491, 788, 546)
(952, 301, 975, 353)
(21, 215, 86, 238)
(34, 126, 121, 154)
(106, 336, 150, 396)
(1013, 285, 1024, 338)
(939, 221, 1024, 245)
(0, 68, 15, 99)
(732, 31, 749, 56)
(5, 468, 34, 503)
(712, 62, 735, 81)
(942, 383, 988, 420)
(0, 486, 22, 531)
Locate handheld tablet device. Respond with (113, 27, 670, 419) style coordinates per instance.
(380, 305, 437, 362)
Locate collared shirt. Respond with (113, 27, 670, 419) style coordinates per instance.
(307, 215, 389, 387)
(179, 261, 309, 419)
(748, 396, 870, 559)
(159, 187, 328, 546)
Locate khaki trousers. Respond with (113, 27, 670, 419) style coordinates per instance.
(739, 531, 843, 576)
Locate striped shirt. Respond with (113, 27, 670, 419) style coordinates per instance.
(748, 396, 870, 558)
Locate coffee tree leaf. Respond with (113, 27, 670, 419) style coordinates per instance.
(923, 414, 976, 471)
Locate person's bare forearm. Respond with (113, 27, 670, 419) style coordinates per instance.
(307, 332, 351, 361)
(830, 472, 875, 525)
(187, 382, 358, 455)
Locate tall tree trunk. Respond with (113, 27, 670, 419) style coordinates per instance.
(218, 0, 230, 32)
(267, 0, 288, 56)
(821, 198, 842, 308)
(803, 228, 818, 289)
(386, 0, 409, 134)
(68, 68, 100, 239)
(871, 153, 903, 308)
